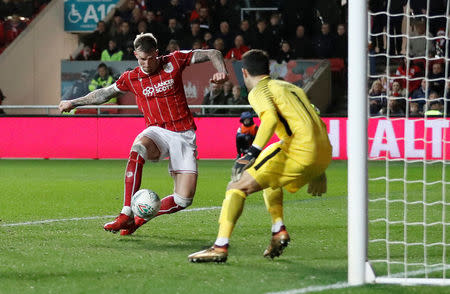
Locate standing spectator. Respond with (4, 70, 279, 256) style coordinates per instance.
(197, 7, 211, 32)
(76, 45, 96, 61)
(434, 28, 447, 58)
(251, 19, 272, 55)
(409, 20, 435, 58)
(235, 111, 258, 158)
(225, 35, 249, 60)
(313, 23, 334, 58)
(108, 14, 123, 38)
(428, 62, 445, 95)
(227, 85, 248, 115)
(387, 0, 406, 56)
(84, 21, 110, 59)
(276, 41, 294, 64)
(183, 20, 203, 49)
(369, 79, 386, 115)
(101, 39, 123, 61)
(238, 19, 253, 47)
(162, 0, 186, 25)
(290, 25, 313, 59)
(410, 79, 428, 113)
(216, 21, 234, 53)
(268, 13, 282, 57)
(202, 81, 227, 114)
(213, 0, 237, 30)
(334, 24, 347, 60)
(116, 21, 134, 51)
(166, 18, 183, 44)
(369, 0, 387, 53)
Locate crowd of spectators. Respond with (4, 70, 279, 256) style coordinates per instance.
(202, 79, 249, 115)
(0, 0, 50, 53)
(75, 0, 348, 62)
(368, 1, 449, 117)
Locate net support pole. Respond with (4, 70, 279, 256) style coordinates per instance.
(347, 0, 368, 286)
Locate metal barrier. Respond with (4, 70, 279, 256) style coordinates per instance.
(0, 105, 252, 115)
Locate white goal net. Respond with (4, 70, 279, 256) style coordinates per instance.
(357, 0, 450, 286)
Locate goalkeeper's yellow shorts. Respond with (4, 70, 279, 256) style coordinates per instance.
(246, 142, 330, 193)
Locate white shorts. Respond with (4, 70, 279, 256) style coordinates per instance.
(136, 126, 198, 174)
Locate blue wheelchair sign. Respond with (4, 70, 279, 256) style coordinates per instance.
(64, 0, 118, 32)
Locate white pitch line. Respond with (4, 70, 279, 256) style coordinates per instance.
(0, 206, 221, 227)
(265, 281, 349, 294)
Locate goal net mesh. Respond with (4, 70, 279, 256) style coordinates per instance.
(367, 0, 450, 281)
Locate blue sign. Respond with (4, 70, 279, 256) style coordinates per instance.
(64, 0, 119, 32)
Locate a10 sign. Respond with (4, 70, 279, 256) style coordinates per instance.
(64, 0, 119, 32)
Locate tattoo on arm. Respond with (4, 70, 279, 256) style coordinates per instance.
(71, 85, 119, 107)
(192, 49, 227, 74)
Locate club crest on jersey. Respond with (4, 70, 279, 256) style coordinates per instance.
(163, 62, 174, 73)
(142, 79, 175, 97)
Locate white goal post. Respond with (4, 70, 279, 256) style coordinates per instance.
(348, 0, 450, 286)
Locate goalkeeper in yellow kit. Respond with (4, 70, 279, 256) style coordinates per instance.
(188, 49, 332, 263)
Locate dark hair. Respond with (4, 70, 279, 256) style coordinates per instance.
(241, 49, 270, 76)
(98, 63, 107, 69)
(134, 33, 158, 52)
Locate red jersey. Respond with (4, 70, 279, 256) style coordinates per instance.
(114, 50, 196, 132)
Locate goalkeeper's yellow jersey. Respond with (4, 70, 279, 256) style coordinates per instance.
(248, 76, 332, 166)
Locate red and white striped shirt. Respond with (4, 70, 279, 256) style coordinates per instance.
(114, 50, 196, 132)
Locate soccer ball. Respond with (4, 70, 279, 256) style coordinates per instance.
(131, 189, 161, 220)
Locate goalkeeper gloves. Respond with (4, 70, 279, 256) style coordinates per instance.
(307, 173, 327, 196)
(231, 145, 261, 182)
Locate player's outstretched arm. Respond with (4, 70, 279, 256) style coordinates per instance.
(58, 84, 120, 113)
(191, 49, 228, 83)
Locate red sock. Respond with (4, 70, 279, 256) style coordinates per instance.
(123, 151, 145, 207)
(156, 195, 185, 216)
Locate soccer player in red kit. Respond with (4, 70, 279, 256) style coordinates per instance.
(59, 33, 228, 235)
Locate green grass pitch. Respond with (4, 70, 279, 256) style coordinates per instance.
(0, 160, 448, 293)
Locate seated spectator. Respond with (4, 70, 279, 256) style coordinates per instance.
(313, 23, 334, 58)
(165, 39, 180, 54)
(213, 37, 226, 56)
(76, 45, 96, 61)
(86, 63, 118, 113)
(410, 79, 428, 113)
(390, 81, 406, 98)
(291, 25, 313, 59)
(130, 6, 143, 29)
(191, 39, 202, 49)
(223, 81, 233, 99)
(227, 85, 248, 114)
(224, 35, 249, 60)
(381, 98, 405, 116)
(122, 40, 135, 60)
(428, 62, 445, 94)
(395, 57, 422, 94)
(137, 19, 148, 34)
(162, 0, 186, 25)
(235, 112, 258, 158)
(202, 31, 213, 49)
(202, 81, 227, 114)
(409, 100, 422, 116)
(276, 41, 294, 64)
(62, 71, 90, 101)
(369, 79, 386, 115)
(334, 24, 347, 60)
(108, 14, 123, 38)
(101, 39, 123, 61)
(424, 90, 444, 116)
(189, 0, 202, 22)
